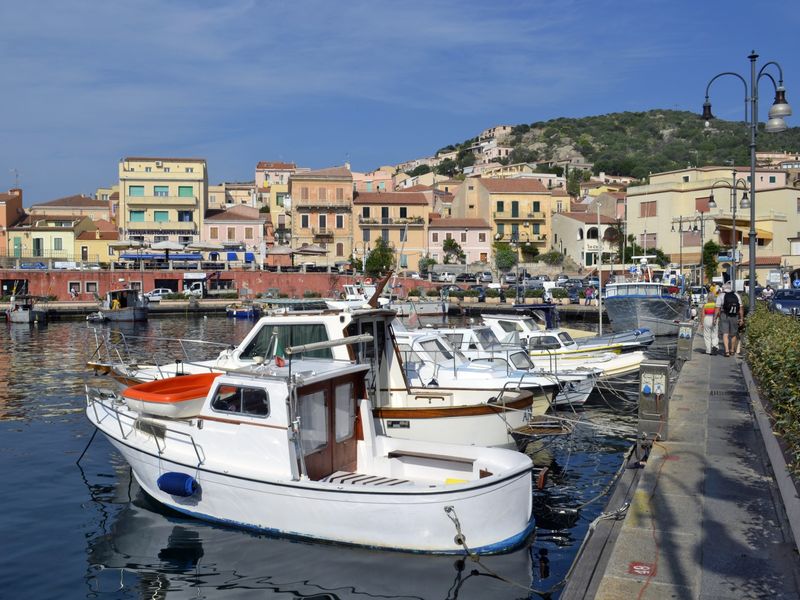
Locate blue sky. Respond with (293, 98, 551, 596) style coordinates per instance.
(1, 0, 798, 205)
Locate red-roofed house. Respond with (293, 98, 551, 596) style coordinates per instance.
(551, 211, 617, 268)
(203, 205, 267, 264)
(0, 188, 25, 255)
(428, 218, 491, 264)
(29, 194, 111, 222)
(353, 191, 429, 270)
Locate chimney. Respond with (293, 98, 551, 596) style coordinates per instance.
(95, 230, 100, 240)
(9, 188, 22, 200)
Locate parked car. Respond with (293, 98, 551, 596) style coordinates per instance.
(399, 271, 421, 279)
(566, 278, 584, 288)
(455, 272, 477, 283)
(584, 277, 600, 287)
(689, 286, 707, 305)
(144, 288, 175, 302)
(565, 286, 581, 304)
(503, 273, 517, 285)
(769, 289, 800, 315)
(555, 273, 569, 285)
(439, 284, 462, 295)
(532, 274, 551, 281)
(478, 271, 493, 283)
(20, 262, 46, 269)
(436, 272, 456, 283)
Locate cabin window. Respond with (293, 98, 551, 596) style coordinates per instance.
(443, 333, 463, 349)
(238, 324, 332, 361)
(334, 382, 355, 442)
(211, 385, 270, 417)
(558, 332, 574, 344)
(533, 336, 560, 350)
(299, 390, 328, 454)
(498, 320, 522, 333)
(510, 352, 533, 369)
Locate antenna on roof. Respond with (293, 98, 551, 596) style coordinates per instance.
(10, 168, 20, 188)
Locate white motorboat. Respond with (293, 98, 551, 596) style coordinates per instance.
(88, 307, 540, 447)
(85, 348, 535, 554)
(326, 282, 448, 317)
(5, 294, 48, 324)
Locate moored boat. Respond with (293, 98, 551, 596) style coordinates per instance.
(5, 294, 48, 324)
(85, 349, 535, 554)
(92, 288, 149, 322)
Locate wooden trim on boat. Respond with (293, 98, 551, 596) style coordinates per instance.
(373, 392, 533, 419)
(197, 414, 289, 430)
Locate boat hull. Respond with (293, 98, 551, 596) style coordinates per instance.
(604, 296, 689, 336)
(6, 309, 47, 323)
(102, 307, 149, 322)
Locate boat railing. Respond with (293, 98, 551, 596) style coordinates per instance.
(85, 384, 206, 466)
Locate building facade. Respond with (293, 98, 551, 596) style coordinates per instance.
(203, 205, 266, 264)
(551, 212, 616, 267)
(29, 194, 111, 222)
(7, 214, 96, 260)
(118, 157, 208, 246)
(427, 218, 491, 265)
(0, 188, 25, 256)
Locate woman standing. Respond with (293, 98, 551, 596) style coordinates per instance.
(702, 292, 719, 354)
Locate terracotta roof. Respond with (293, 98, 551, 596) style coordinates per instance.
(93, 219, 117, 232)
(740, 255, 782, 266)
(123, 156, 206, 163)
(33, 194, 108, 208)
(14, 214, 86, 228)
(551, 189, 570, 196)
(110, 191, 119, 200)
(77, 230, 119, 241)
(204, 205, 263, 221)
(291, 165, 352, 179)
(429, 218, 490, 229)
(400, 185, 433, 192)
(558, 212, 616, 224)
(353, 192, 428, 206)
(256, 161, 296, 170)
(479, 178, 548, 193)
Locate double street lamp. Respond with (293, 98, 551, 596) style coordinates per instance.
(672, 212, 713, 285)
(708, 170, 749, 287)
(701, 50, 792, 313)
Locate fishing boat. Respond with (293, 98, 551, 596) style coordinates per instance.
(85, 344, 535, 554)
(88, 288, 149, 322)
(603, 258, 690, 336)
(393, 328, 596, 408)
(225, 301, 261, 319)
(88, 307, 541, 447)
(4, 294, 48, 324)
(326, 282, 449, 317)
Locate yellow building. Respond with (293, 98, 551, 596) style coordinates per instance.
(290, 165, 353, 266)
(353, 191, 429, 271)
(452, 178, 554, 250)
(7, 214, 96, 260)
(118, 157, 208, 245)
(75, 220, 119, 263)
(95, 185, 120, 224)
(256, 161, 302, 245)
(29, 194, 111, 222)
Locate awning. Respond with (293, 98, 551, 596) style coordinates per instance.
(244, 252, 255, 263)
(209, 252, 219, 260)
(715, 223, 773, 241)
(227, 252, 238, 261)
(119, 252, 202, 260)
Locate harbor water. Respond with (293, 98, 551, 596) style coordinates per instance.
(0, 316, 674, 599)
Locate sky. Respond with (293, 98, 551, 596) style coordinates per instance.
(1, 0, 799, 205)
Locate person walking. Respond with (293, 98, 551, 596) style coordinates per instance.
(584, 285, 594, 306)
(701, 292, 719, 355)
(714, 282, 744, 357)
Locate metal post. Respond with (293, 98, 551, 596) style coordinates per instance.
(597, 203, 603, 335)
(748, 51, 758, 313)
(731, 168, 737, 286)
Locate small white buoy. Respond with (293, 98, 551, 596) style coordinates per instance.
(203, 315, 208, 319)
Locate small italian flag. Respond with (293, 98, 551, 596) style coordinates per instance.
(274, 337, 286, 367)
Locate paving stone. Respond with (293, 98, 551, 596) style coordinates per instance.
(596, 575, 695, 600)
(624, 490, 703, 533)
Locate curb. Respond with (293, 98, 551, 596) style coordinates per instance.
(741, 360, 800, 554)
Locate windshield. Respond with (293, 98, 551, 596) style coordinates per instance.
(419, 338, 468, 366)
(558, 331, 576, 346)
(509, 351, 534, 369)
(522, 318, 540, 331)
(775, 290, 800, 300)
(239, 323, 332, 360)
(475, 327, 501, 348)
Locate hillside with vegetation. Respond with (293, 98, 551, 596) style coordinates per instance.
(425, 110, 800, 182)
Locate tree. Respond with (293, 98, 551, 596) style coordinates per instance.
(435, 158, 457, 177)
(365, 238, 394, 277)
(493, 242, 517, 272)
(520, 242, 539, 262)
(443, 238, 466, 264)
(535, 250, 563, 265)
(702, 239, 720, 283)
(418, 254, 436, 273)
(406, 164, 431, 178)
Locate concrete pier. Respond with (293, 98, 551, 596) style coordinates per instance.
(563, 332, 800, 599)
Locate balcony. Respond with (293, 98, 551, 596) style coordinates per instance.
(527, 211, 546, 220)
(294, 197, 352, 209)
(492, 212, 528, 221)
(126, 195, 197, 206)
(358, 216, 424, 227)
(126, 221, 197, 232)
(312, 227, 334, 238)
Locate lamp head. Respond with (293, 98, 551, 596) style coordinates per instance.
(765, 116, 788, 133)
(768, 86, 792, 119)
(708, 193, 717, 209)
(701, 100, 715, 125)
(740, 193, 751, 209)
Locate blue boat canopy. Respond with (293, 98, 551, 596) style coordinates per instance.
(227, 252, 238, 261)
(119, 252, 202, 260)
(244, 252, 255, 262)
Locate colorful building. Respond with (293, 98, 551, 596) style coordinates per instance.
(204, 205, 267, 265)
(75, 219, 119, 264)
(427, 217, 491, 265)
(29, 194, 111, 222)
(0, 189, 25, 257)
(551, 212, 617, 267)
(7, 213, 96, 260)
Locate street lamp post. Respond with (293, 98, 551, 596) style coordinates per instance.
(708, 171, 749, 287)
(702, 51, 792, 313)
(671, 216, 687, 283)
(596, 202, 604, 335)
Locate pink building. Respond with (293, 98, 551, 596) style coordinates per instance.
(203, 205, 266, 262)
(352, 166, 394, 193)
(255, 161, 296, 188)
(428, 217, 491, 265)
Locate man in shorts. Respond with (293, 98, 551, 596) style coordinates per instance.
(714, 282, 744, 357)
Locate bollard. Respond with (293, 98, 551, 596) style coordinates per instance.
(676, 321, 695, 362)
(638, 359, 671, 453)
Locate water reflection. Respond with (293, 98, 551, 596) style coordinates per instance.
(85, 489, 536, 600)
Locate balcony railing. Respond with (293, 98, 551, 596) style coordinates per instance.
(358, 216, 424, 226)
(312, 227, 334, 237)
(527, 211, 546, 219)
(294, 197, 352, 208)
(126, 221, 197, 232)
(126, 195, 197, 206)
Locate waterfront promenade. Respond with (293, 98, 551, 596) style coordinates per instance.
(564, 333, 800, 599)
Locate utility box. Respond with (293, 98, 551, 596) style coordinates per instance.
(638, 359, 671, 447)
(676, 321, 695, 362)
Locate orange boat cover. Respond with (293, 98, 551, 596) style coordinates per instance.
(124, 372, 221, 404)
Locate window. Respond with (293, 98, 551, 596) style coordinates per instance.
(177, 210, 193, 222)
(639, 232, 657, 248)
(154, 185, 169, 197)
(153, 235, 168, 243)
(362, 207, 370, 218)
(683, 175, 689, 183)
(299, 390, 327, 454)
(511, 201, 519, 217)
(400, 254, 408, 268)
(460, 232, 467, 243)
(227, 227, 236, 241)
(362, 229, 370, 242)
(101, 193, 109, 201)
(211, 385, 270, 417)
(533, 201, 540, 213)
(432, 232, 439, 243)
(163, 167, 171, 173)
(319, 187, 327, 201)
(319, 215, 327, 229)
(336, 242, 344, 257)
(145, 167, 152, 173)
(154, 210, 169, 223)
(86, 281, 98, 293)
(479, 233, 486, 242)
(178, 186, 193, 197)
(381, 229, 389, 242)
(335, 382, 355, 442)
(497, 223, 505, 236)
(496, 201, 504, 213)
(640, 201, 657, 218)
(276, 193, 287, 207)
(446, 233, 452, 240)
(301, 187, 309, 200)
(797, 198, 800, 214)
(129, 210, 145, 222)
(480, 252, 487, 262)
(210, 227, 219, 239)
(399, 207, 408, 219)
(244, 227, 253, 240)
(179, 236, 193, 245)
(769, 176, 776, 183)
(301, 214, 309, 228)
(511, 224, 519, 239)
(336, 188, 344, 201)
(381, 207, 389, 222)
(68, 281, 81, 295)
(399, 228, 406, 242)
(185, 167, 194, 173)
(695, 197, 711, 213)
(336, 214, 344, 229)
(128, 185, 144, 197)
(53, 238, 63, 251)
